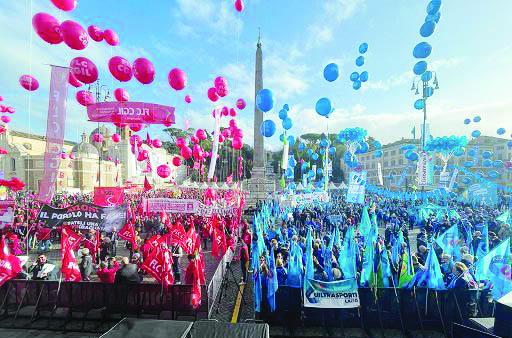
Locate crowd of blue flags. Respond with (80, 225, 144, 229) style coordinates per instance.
(251, 200, 512, 313)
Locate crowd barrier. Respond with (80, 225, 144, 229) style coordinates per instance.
(207, 246, 235, 318)
(0, 279, 208, 331)
(260, 286, 495, 336)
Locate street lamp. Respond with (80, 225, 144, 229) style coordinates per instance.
(411, 71, 439, 150)
(88, 80, 111, 187)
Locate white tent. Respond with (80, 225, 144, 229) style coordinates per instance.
(200, 182, 209, 189)
(181, 181, 190, 188)
(328, 182, 337, 190)
(296, 183, 305, 191)
(338, 181, 348, 189)
(219, 182, 230, 190)
(190, 182, 199, 189)
(210, 182, 219, 189)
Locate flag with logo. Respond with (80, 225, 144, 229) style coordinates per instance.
(0, 236, 22, 286)
(118, 222, 138, 250)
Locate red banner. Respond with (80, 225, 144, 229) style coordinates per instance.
(37, 66, 70, 203)
(93, 187, 125, 207)
(87, 101, 175, 124)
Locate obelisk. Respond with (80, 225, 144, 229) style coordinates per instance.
(252, 31, 264, 176)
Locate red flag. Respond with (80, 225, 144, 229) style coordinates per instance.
(169, 222, 187, 248)
(191, 252, 202, 309)
(141, 246, 174, 287)
(184, 226, 199, 255)
(144, 176, 153, 191)
(61, 226, 82, 252)
(93, 187, 125, 207)
(0, 235, 22, 287)
(118, 222, 138, 250)
(211, 227, 223, 258)
(61, 244, 81, 281)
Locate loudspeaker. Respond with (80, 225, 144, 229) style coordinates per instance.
(494, 291, 512, 338)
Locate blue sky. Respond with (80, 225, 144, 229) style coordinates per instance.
(0, 0, 511, 150)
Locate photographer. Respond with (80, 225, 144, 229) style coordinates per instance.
(28, 254, 56, 280)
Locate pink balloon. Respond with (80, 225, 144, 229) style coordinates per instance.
(104, 29, 119, 46)
(222, 129, 231, 138)
(6, 107, 15, 114)
(214, 76, 228, 97)
(168, 68, 187, 91)
(185, 95, 192, 103)
(221, 106, 229, 116)
(141, 150, 149, 160)
(193, 144, 202, 160)
(0, 96, 3, 101)
(69, 153, 76, 160)
(68, 72, 83, 88)
(112, 133, 121, 143)
(50, 0, 77, 11)
(176, 137, 186, 148)
(196, 129, 207, 141)
(32, 13, 62, 45)
(0, 106, 5, 113)
(60, 152, 67, 159)
(114, 88, 130, 102)
(232, 137, 243, 150)
(229, 108, 237, 117)
(207, 87, 219, 102)
(234, 0, 244, 12)
(137, 152, 145, 162)
(87, 25, 103, 42)
(157, 164, 171, 178)
(60, 20, 88, 50)
(229, 119, 237, 128)
(152, 139, 162, 148)
(1, 116, 10, 124)
(92, 133, 104, 143)
(132, 58, 155, 84)
(219, 134, 225, 143)
(236, 98, 246, 110)
(76, 90, 94, 106)
(233, 128, 243, 138)
(107, 156, 112, 161)
(19, 75, 39, 91)
(190, 136, 199, 144)
(129, 123, 142, 132)
(129, 135, 142, 146)
(70, 57, 98, 84)
(180, 146, 192, 160)
(109, 56, 132, 82)
(172, 156, 182, 167)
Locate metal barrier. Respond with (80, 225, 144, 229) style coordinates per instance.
(0, 279, 208, 331)
(260, 286, 490, 336)
(207, 242, 236, 318)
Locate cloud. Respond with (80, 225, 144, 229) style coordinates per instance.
(365, 71, 414, 91)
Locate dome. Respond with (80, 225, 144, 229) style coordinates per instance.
(72, 133, 99, 158)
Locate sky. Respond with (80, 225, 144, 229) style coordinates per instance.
(0, 0, 511, 151)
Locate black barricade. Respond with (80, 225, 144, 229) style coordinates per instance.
(261, 286, 494, 331)
(0, 279, 208, 327)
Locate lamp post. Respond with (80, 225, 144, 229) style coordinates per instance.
(88, 80, 110, 187)
(411, 71, 439, 150)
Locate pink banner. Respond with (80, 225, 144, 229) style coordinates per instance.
(37, 66, 70, 203)
(87, 102, 175, 124)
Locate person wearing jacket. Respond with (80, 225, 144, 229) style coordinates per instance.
(79, 248, 93, 281)
(97, 258, 120, 283)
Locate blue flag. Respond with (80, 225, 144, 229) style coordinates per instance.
(323, 229, 336, 281)
(267, 247, 279, 312)
(475, 223, 489, 261)
(359, 206, 371, 240)
(435, 224, 461, 261)
(339, 226, 356, 279)
(254, 262, 262, 312)
(378, 245, 392, 287)
(286, 242, 303, 287)
(475, 239, 510, 281)
(360, 241, 376, 287)
(408, 244, 445, 289)
(304, 226, 314, 281)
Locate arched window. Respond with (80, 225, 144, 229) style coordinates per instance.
(10, 158, 15, 171)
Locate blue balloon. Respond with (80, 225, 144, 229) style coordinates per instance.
(360, 71, 369, 82)
(323, 63, 339, 82)
(373, 141, 382, 149)
(256, 89, 274, 112)
(283, 104, 289, 111)
(315, 98, 332, 117)
(298, 142, 305, 151)
(353, 80, 361, 90)
(320, 138, 328, 147)
(329, 146, 336, 155)
(463, 118, 471, 125)
(492, 160, 503, 168)
(424, 86, 434, 97)
(260, 119, 276, 137)
(308, 170, 315, 178)
(282, 117, 293, 130)
(507, 141, 512, 148)
(278, 109, 288, 120)
(420, 20, 436, 37)
(301, 162, 308, 171)
(463, 161, 474, 168)
(471, 130, 481, 138)
(279, 133, 284, 142)
(473, 116, 481, 123)
(426, 0, 442, 15)
(307, 148, 313, 156)
(425, 11, 441, 23)
(350, 71, 359, 81)
(312, 153, 319, 161)
(468, 149, 476, 157)
(414, 98, 425, 110)
(355, 56, 365, 67)
(288, 182, 296, 190)
(409, 152, 419, 161)
(497, 128, 506, 135)
(288, 156, 296, 168)
(413, 61, 428, 75)
(461, 177, 471, 184)
(319, 148, 325, 155)
(421, 71, 433, 82)
(453, 147, 465, 156)
(357, 141, 369, 154)
(488, 170, 500, 179)
(316, 168, 323, 175)
(287, 135, 295, 147)
(374, 150, 383, 158)
(359, 42, 369, 54)
(482, 151, 492, 159)
(413, 42, 433, 59)
(482, 159, 492, 167)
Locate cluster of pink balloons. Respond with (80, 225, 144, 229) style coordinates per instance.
(221, 119, 244, 150)
(207, 76, 229, 102)
(108, 56, 155, 84)
(0, 96, 15, 126)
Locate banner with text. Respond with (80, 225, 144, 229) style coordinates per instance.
(38, 203, 127, 231)
(94, 187, 125, 207)
(417, 151, 433, 186)
(346, 171, 367, 204)
(304, 278, 360, 308)
(87, 101, 175, 124)
(142, 198, 199, 213)
(291, 192, 330, 205)
(0, 200, 14, 229)
(37, 66, 70, 203)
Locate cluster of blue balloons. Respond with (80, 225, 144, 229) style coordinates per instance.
(256, 88, 274, 113)
(349, 42, 369, 90)
(278, 104, 293, 130)
(425, 135, 468, 154)
(337, 127, 367, 143)
(464, 116, 482, 125)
